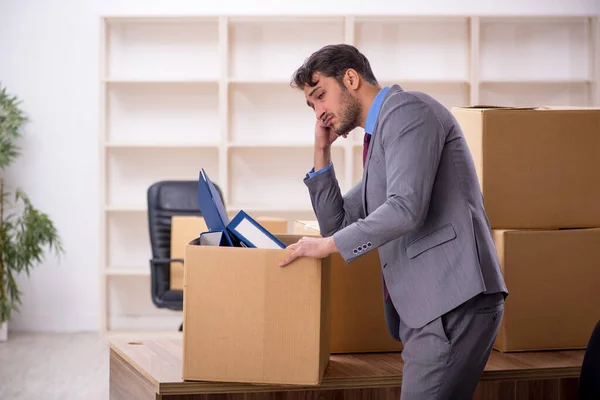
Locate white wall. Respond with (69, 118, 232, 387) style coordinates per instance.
(99, 0, 600, 16)
(0, 0, 102, 332)
(0, 0, 599, 333)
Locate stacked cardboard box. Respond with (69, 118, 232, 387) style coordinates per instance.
(293, 221, 403, 354)
(452, 106, 600, 352)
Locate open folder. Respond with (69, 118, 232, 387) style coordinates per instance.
(196, 168, 286, 249)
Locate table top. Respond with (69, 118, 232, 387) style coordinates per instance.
(108, 335, 585, 395)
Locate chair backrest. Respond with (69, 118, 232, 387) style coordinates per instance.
(147, 180, 225, 259)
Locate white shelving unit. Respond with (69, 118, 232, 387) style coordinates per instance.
(99, 14, 600, 332)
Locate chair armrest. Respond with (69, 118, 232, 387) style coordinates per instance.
(151, 258, 184, 265)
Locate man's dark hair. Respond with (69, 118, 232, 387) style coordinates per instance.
(290, 44, 379, 90)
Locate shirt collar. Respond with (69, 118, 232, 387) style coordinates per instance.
(364, 86, 390, 135)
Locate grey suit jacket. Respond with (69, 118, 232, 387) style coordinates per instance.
(304, 85, 508, 339)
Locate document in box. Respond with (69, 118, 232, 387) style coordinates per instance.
(196, 168, 285, 249)
(200, 231, 228, 246)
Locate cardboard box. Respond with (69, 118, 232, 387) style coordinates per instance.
(452, 106, 600, 229)
(182, 234, 331, 385)
(493, 228, 600, 352)
(170, 215, 288, 290)
(293, 221, 403, 354)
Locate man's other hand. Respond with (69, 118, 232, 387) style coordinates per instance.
(279, 236, 338, 267)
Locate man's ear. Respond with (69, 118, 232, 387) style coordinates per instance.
(343, 68, 360, 90)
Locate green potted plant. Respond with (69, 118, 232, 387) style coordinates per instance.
(0, 83, 64, 341)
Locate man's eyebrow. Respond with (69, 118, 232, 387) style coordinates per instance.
(308, 86, 321, 98)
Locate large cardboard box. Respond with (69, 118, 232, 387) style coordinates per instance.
(182, 234, 332, 385)
(170, 215, 288, 290)
(452, 106, 600, 229)
(293, 221, 403, 354)
(493, 228, 600, 352)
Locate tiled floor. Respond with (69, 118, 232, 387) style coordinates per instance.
(0, 332, 109, 400)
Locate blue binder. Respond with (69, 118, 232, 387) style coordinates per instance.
(196, 168, 235, 247)
(196, 168, 285, 249)
(227, 210, 286, 249)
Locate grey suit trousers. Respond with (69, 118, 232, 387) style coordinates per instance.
(398, 292, 504, 399)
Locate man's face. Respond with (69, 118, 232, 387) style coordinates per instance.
(304, 73, 361, 136)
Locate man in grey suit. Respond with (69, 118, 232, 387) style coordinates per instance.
(279, 44, 509, 399)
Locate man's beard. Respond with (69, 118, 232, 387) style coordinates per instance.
(332, 89, 361, 136)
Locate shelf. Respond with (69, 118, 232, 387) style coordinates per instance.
(227, 141, 345, 149)
(228, 77, 464, 85)
(105, 18, 219, 81)
(107, 213, 151, 268)
(106, 81, 219, 145)
(379, 81, 471, 110)
(105, 205, 146, 212)
(227, 78, 291, 84)
(104, 204, 317, 214)
(480, 81, 590, 107)
(228, 205, 314, 213)
(228, 82, 317, 144)
(228, 142, 312, 148)
(227, 146, 345, 210)
(105, 78, 219, 84)
(355, 17, 469, 82)
(106, 147, 219, 207)
(480, 79, 592, 84)
(228, 17, 345, 82)
(480, 17, 590, 82)
(106, 268, 149, 276)
(99, 14, 600, 333)
(385, 79, 470, 85)
(106, 142, 219, 149)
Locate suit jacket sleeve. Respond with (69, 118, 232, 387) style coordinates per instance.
(332, 95, 446, 263)
(303, 163, 364, 237)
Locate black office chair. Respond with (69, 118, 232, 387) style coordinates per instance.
(146, 180, 225, 330)
(579, 319, 600, 399)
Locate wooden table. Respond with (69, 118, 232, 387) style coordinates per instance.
(109, 336, 584, 399)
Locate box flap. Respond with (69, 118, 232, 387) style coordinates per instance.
(452, 105, 537, 112)
(535, 106, 600, 111)
(455, 105, 600, 112)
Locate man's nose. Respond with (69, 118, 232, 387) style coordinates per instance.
(316, 107, 326, 121)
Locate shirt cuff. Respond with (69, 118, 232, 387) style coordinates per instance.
(306, 162, 333, 179)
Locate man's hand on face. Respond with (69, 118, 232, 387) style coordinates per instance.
(314, 118, 347, 150)
(279, 236, 338, 267)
